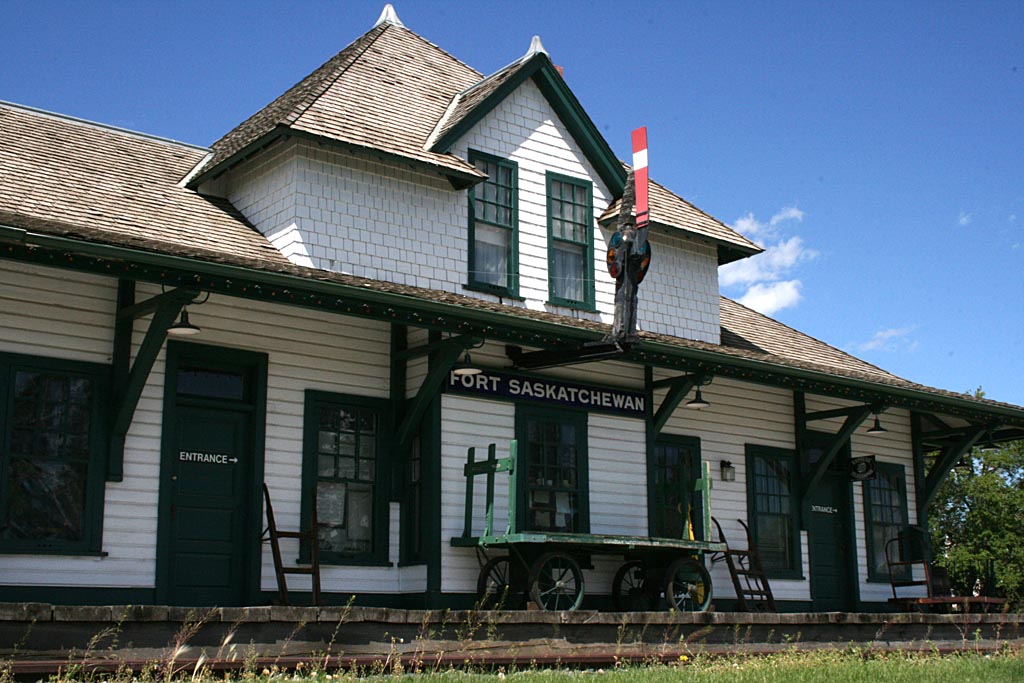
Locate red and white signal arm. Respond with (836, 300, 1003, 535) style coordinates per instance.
(632, 127, 649, 229)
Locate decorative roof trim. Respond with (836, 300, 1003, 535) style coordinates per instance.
(2, 223, 1022, 427)
(429, 53, 627, 195)
(373, 3, 404, 28)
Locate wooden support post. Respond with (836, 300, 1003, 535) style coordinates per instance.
(801, 406, 872, 498)
(108, 288, 195, 469)
(108, 278, 135, 481)
(652, 375, 696, 437)
(696, 460, 713, 543)
(389, 324, 407, 501)
(394, 340, 468, 456)
(911, 412, 928, 529)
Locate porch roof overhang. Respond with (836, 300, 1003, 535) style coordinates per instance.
(2, 220, 1024, 431)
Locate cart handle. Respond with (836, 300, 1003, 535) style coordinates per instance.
(460, 441, 518, 540)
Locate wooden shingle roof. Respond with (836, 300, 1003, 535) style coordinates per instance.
(192, 23, 487, 187)
(601, 176, 762, 265)
(0, 102, 288, 266)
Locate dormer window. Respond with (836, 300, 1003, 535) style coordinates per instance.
(467, 151, 518, 296)
(546, 172, 595, 309)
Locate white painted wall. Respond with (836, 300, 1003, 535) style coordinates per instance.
(0, 260, 419, 595)
(223, 78, 722, 345)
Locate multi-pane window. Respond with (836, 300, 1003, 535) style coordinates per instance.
(468, 152, 518, 295)
(546, 172, 594, 307)
(650, 436, 701, 540)
(864, 462, 909, 582)
(517, 407, 588, 534)
(0, 354, 107, 554)
(746, 445, 801, 577)
(303, 391, 387, 564)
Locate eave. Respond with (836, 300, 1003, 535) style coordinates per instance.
(1, 224, 1022, 430)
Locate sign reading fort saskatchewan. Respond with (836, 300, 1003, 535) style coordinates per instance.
(446, 370, 644, 418)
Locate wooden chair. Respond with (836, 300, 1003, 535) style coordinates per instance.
(711, 517, 777, 612)
(885, 533, 1003, 613)
(261, 483, 321, 606)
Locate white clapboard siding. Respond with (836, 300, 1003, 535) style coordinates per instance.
(440, 396, 516, 593)
(0, 264, 420, 593)
(654, 373, 812, 602)
(804, 396, 920, 602)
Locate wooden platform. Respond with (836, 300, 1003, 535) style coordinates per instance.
(0, 603, 1020, 674)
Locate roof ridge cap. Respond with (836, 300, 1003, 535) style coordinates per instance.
(0, 100, 210, 152)
(719, 295, 902, 380)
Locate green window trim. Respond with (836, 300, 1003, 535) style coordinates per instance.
(515, 404, 590, 534)
(863, 461, 910, 583)
(546, 171, 595, 310)
(301, 390, 391, 566)
(467, 151, 519, 297)
(745, 444, 803, 580)
(649, 434, 703, 541)
(0, 351, 109, 556)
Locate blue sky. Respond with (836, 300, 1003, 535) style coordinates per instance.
(3, 0, 1022, 406)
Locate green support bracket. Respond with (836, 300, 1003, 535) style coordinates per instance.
(801, 406, 872, 499)
(395, 339, 469, 456)
(651, 374, 697, 437)
(108, 288, 196, 471)
(108, 278, 135, 481)
(920, 425, 985, 513)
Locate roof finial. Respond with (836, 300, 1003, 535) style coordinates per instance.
(526, 35, 548, 57)
(374, 3, 405, 28)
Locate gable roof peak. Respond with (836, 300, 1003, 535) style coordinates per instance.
(525, 35, 548, 58)
(373, 3, 404, 28)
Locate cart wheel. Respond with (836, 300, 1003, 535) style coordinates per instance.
(529, 552, 585, 611)
(663, 557, 712, 612)
(476, 556, 523, 609)
(612, 560, 657, 611)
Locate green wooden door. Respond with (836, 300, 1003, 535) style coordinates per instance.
(806, 471, 856, 611)
(162, 406, 251, 606)
(157, 342, 267, 607)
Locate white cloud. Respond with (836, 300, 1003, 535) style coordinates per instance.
(959, 211, 972, 226)
(851, 326, 920, 353)
(738, 280, 803, 316)
(720, 236, 817, 287)
(1010, 214, 1017, 223)
(770, 206, 804, 227)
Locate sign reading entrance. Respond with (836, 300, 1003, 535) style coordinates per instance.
(179, 450, 238, 465)
(446, 369, 644, 418)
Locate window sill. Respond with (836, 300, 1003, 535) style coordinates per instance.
(764, 571, 805, 581)
(547, 300, 598, 313)
(464, 284, 524, 301)
(300, 556, 393, 568)
(397, 560, 426, 568)
(0, 548, 108, 557)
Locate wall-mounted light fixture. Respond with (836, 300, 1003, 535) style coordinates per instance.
(720, 460, 736, 482)
(685, 376, 713, 410)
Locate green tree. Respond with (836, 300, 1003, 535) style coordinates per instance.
(927, 439, 1024, 606)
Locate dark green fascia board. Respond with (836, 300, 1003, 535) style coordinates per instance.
(187, 126, 485, 191)
(0, 226, 601, 349)
(800, 406, 872, 498)
(629, 341, 1024, 429)
(920, 426, 985, 513)
(430, 54, 626, 196)
(4, 225, 1024, 429)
